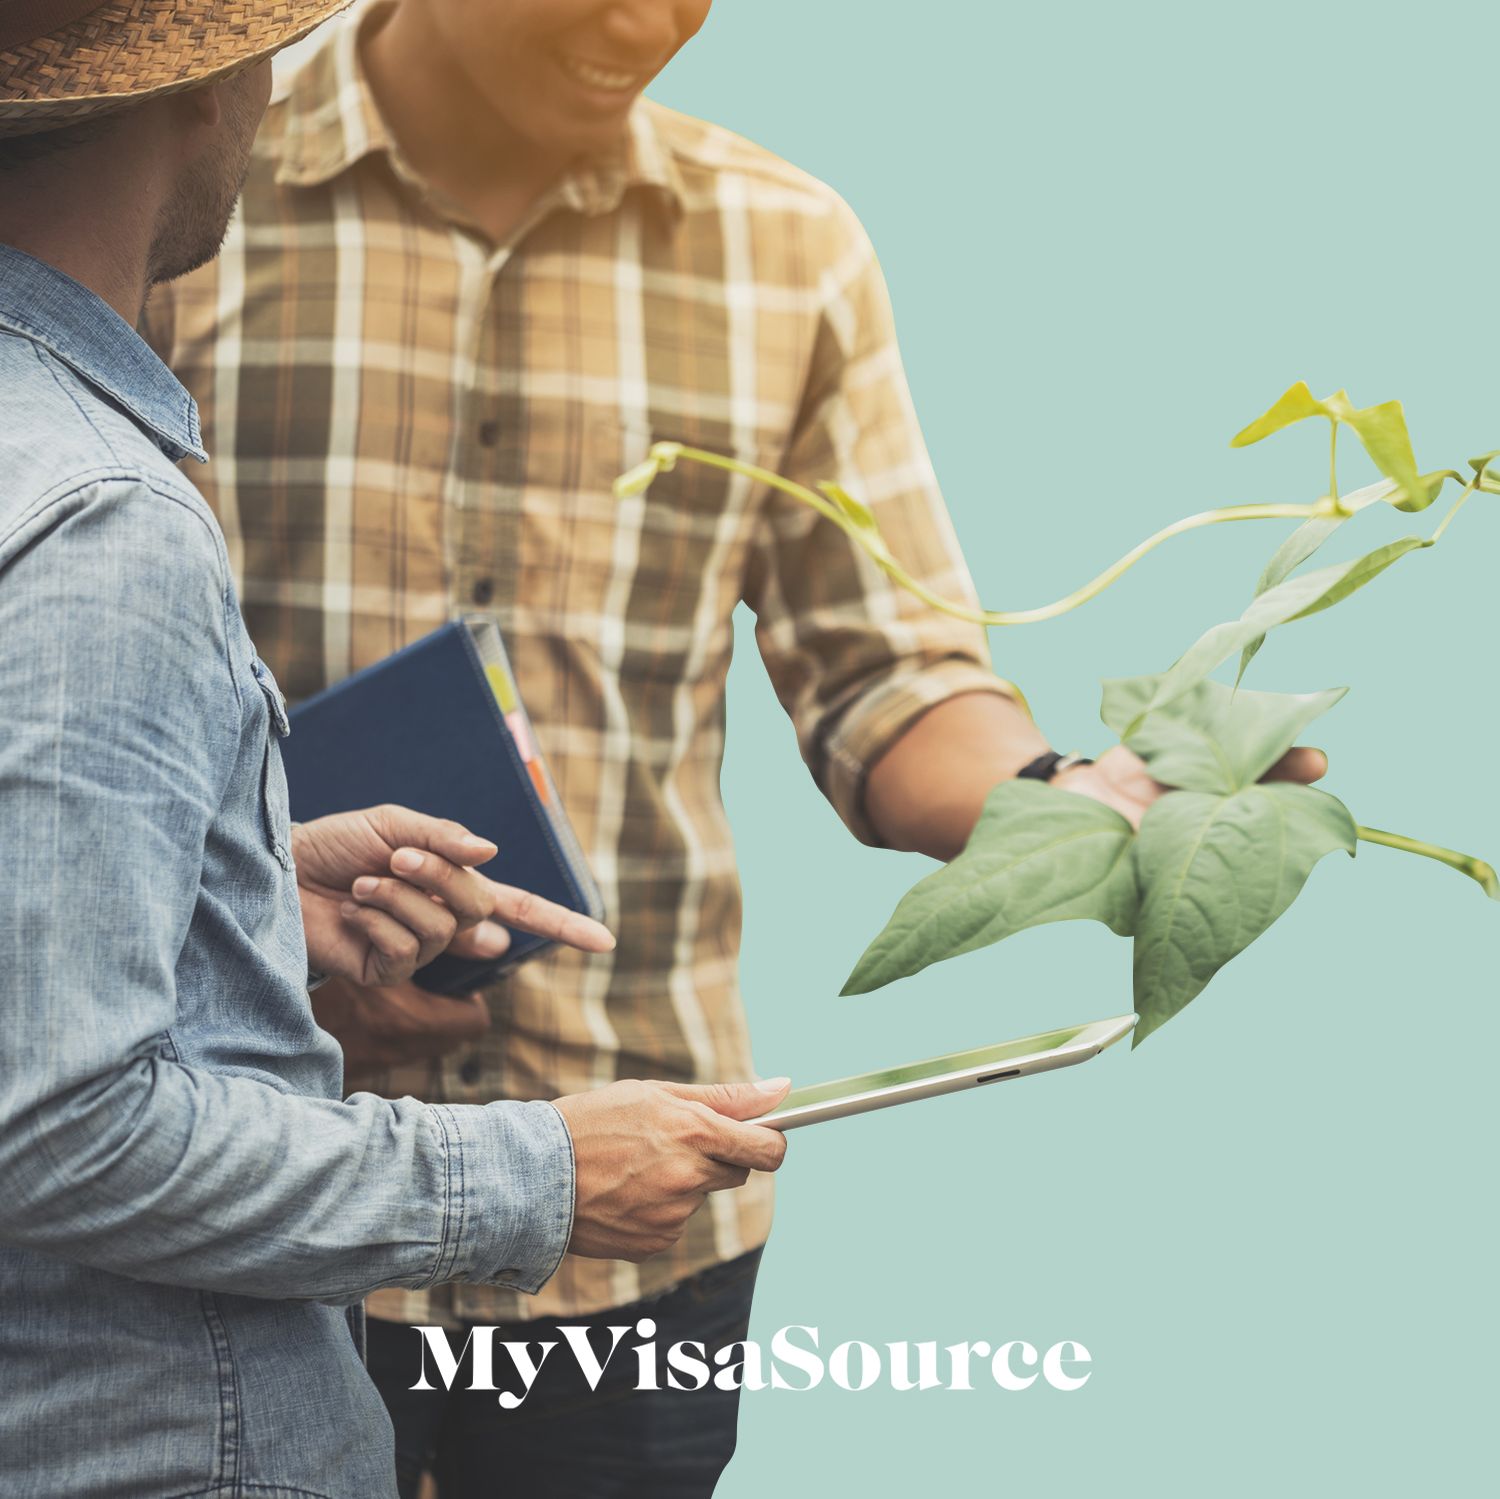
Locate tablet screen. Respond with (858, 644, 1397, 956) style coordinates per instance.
(772, 1023, 1089, 1113)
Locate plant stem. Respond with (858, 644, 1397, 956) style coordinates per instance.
(620, 443, 1323, 628)
(1429, 473, 1480, 543)
(987, 502, 1323, 625)
(1355, 825, 1499, 899)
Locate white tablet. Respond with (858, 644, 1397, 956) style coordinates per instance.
(759, 1014, 1137, 1130)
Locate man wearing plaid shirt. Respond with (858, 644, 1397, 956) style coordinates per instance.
(146, 0, 1321, 1493)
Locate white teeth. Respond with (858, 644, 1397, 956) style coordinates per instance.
(560, 55, 638, 91)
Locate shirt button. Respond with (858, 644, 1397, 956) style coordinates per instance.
(477, 418, 500, 447)
(470, 577, 494, 605)
(459, 1057, 482, 1085)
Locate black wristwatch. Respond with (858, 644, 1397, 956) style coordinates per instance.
(1017, 749, 1094, 782)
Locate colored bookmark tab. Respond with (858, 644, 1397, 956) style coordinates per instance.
(485, 663, 518, 713)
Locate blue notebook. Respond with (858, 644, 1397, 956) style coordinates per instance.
(280, 616, 604, 995)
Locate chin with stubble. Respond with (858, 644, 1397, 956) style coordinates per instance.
(149, 60, 271, 287)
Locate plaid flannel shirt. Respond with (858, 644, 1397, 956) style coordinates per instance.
(144, 1, 1014, 1324)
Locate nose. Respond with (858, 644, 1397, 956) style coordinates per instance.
(597, 0, 688, 63)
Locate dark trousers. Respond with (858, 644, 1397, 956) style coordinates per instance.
(366, 1248, 763, 1499)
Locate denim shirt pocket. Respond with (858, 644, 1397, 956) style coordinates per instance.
(250, 655, 294, 870)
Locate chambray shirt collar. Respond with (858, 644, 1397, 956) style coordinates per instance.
(274, 0, 684, 220)
(0, 243, 206, 464)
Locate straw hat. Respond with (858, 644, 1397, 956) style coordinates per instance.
(0, 0, 351, 137)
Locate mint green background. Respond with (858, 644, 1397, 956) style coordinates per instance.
(649, 2, 1498, 1493)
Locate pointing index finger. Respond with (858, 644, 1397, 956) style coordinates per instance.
(482, 878, 616, 954)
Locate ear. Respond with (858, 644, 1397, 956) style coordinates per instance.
(163, 78, 225, 143)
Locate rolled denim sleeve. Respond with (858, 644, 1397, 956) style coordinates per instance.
(0, 477, 573, 1302)
(428, 1102, 576, 1292)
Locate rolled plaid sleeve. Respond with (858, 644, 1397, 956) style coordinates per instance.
(743, 194, 1023, 846)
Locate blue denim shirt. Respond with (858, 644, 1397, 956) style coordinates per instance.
(0, 245, 574, 1499)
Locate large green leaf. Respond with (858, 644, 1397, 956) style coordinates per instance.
(1131, 784, 1358, 1044)
(1100, 675, 1346, 795)
(1122, 535, 1430, 735)
(841, 779, 1138, 995)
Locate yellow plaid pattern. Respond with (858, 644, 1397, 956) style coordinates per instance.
(145, 1, 1012, 1324)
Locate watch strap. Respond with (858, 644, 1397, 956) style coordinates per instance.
(1017, 750, 1094, 782)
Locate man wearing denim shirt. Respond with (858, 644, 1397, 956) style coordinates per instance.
(0, 4, 790, 1496)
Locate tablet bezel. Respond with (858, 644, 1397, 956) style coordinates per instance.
(759, 1014, 1138, 1130)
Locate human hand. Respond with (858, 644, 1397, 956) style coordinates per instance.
(554, 1078, 792, 1263)
(311, 976, 491, 1080)
(292, 806, 507, 986)
(295, 807, 618, 987)
(1052, 743, 1329, 829)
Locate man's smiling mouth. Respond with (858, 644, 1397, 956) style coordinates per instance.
(557, 54, 646, 93)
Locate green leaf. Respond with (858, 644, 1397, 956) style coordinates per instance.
(1248, 473, 1448, 601)
(1251, 472, 1451, 598)
(1387, 468, 1461, 515)
(1240, 504, 1361, 682)
(1234, 475, 1454, 681)
(1254, 514, 1350, 598)
(1237, 513, 1346, 682)
(1230, 382, 1431, 509)
(1340, 401, 1422, 507)
(1100, 675, 1346, 795)
(1131, 784, 1358, 1044)
(1470, 449, 1500, 494)
(1230, 381, 1347, 447)
(1124, 535, 1431, 733)
(841, 779, 1138, 995)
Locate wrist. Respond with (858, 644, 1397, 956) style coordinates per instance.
(1015, 749, 1095, 783)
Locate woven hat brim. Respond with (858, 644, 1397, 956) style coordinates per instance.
(0, 0, 352, 137)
